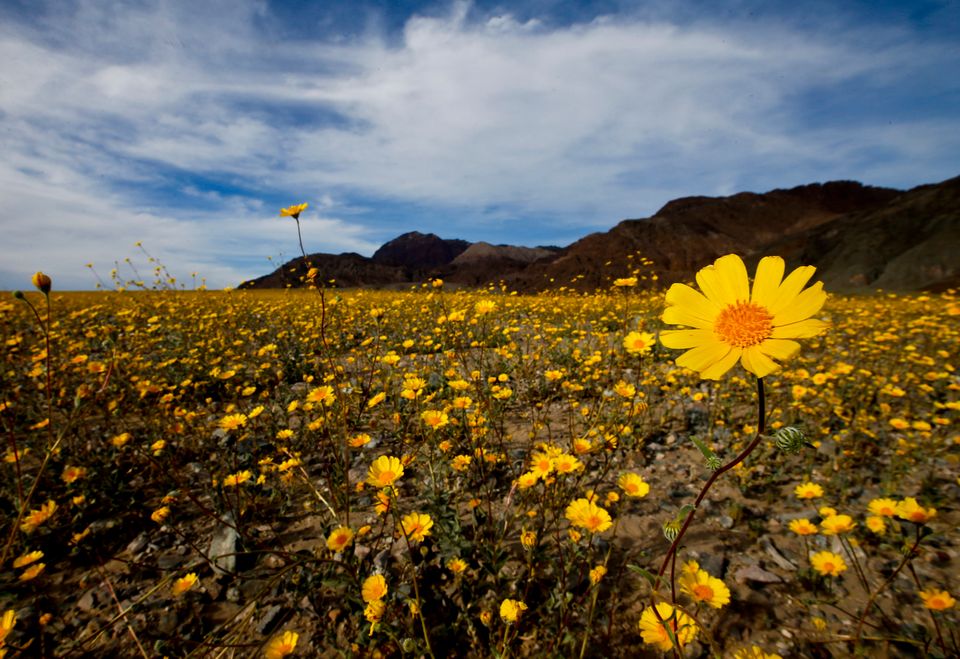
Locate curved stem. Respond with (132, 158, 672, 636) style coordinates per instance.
(650, 378, 766, 654)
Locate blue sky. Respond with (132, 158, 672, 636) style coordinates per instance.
(1, 0, 958, 289)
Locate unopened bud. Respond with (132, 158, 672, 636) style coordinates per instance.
(662, 519, 681, 542)
(13, 290, 25, 300)
(32, 271, 52, 294)
(773, 426, 806, 454)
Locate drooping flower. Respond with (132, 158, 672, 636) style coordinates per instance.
(810, 551, 847, 577)
(639, 602, 697, 652)
(263, 630, 299, 659)
(364, 599, 385, 626)
(660, 254, 827, 379)
(367, 455, 404, 488)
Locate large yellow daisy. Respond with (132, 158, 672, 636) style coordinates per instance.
(660, 254, 827, 379)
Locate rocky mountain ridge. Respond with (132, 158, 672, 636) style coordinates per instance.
(240, 176, 960, 292)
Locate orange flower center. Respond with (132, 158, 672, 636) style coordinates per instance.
(692, 584, 714, 601)
(378, 471, 395, 484)
(714, 302, 773, 348)
(822, 561, 835, 573)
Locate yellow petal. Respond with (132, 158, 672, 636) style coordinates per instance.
(713, 254, 750, 303)
(659, 329, 717, 349)
(695, 264, 727, 307)
(676, 341, 732, 374)
(665, 283, 721, 320)
(768, 265, 817, 316)
(751, 256, 785, 307)
(740, 346, 780, 378)
(663, 306, 713, 329)
(700, 347, 742, 380)
(771, 318, 829, 339)
(772, 282, 826, 327)
(757, 339, 800, 361)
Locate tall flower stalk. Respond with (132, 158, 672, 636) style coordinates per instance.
(652, 253, 828, 650)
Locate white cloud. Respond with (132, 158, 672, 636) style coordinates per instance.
(0, 0, 957, 288)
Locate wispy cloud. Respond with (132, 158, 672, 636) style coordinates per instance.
(0, 0, 957, 288)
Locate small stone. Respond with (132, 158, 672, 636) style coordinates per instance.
(718, 515, 735, 529)
(126, 533, 148, 555)
(734, 564, 783, 584)
(209, 511, 240, 576)
(256, 604, 284, 635)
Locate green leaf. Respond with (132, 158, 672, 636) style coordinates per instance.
(690, 435, 719, 468)
(627, 564, 657, 585)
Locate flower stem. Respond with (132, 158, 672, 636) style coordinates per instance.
(651, 377, 766, 650)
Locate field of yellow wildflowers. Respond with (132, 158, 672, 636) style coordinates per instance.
(1, 264, 958, 657)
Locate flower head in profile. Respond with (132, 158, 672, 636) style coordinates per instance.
(639, 602, 697, 652)
(32, 271, 52, 294)
(1, 609, 17, 645)
(788, 519, 818, 536)
(867, 498, 898, 517)
(794, 482, 823, 499)
(820, 514, 856, 535)
(896, 497, 937, 524)
(810, 550, 847, 577)
(172, 573, 198, 597)
(21, 500, 56, 533)
(919, 588, 955, 611)
(279, 203, 308, 219)
(660, 254, 827, 379)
